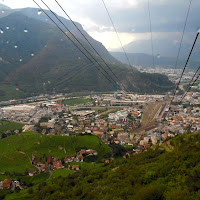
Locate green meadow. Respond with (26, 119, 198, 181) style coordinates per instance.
(0, 132, 111, 174)
(51, 169, 74, 178)
(61, 98, 93, 106)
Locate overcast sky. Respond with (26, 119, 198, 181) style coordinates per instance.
(1, 0, 200, 51)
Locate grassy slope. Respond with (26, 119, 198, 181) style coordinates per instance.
(0, 121, 23, 137)
(0, 132, 111, 174)
(0, 85, 27, 101)
(51, 169, 74, 178)
(0, 84, 26, 101)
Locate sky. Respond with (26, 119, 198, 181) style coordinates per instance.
(1, 0, 200, 51)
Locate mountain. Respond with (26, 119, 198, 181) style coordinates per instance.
(0, 4, 13, 20)
(0, 6, 175, 100)
(122, 39, 191, 58)
(0, 7, 118, 65)
(111, 37, 200, 68)
(110, 52, 200, 69)
(0, 3, 11, 10)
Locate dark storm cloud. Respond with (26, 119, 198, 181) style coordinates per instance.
(91, 0, 200, 33)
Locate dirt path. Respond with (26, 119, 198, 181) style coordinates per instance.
(18, 151, 32, 164)
(48, 171, 52, 179)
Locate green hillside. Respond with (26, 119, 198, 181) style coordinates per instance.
(0, 132, 111, 174)
(0, 120, 23, 137)
(0, 85, 26, 101)
(4, 132, 200, 200)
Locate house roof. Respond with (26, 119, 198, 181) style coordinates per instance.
(79, 149, 87, 154)
(77, 154, 84, 159)
(47, 156, 53, 163)
(72, 165, 80, 169)
(28, 168, 37, 174)
(33, 157, 42, 164)
(64, 157, 73, 162)
(53, 161, 62, 168)
(2, 178, 12, 188)
(41, 163, 49, 171)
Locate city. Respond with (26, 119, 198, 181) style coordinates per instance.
(0, 87, 199, 153)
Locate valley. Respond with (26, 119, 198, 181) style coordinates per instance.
(0, 1, 199, 200)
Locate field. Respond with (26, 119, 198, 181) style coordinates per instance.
(61, 98, 94, 106)
(0, 132, 111, 174)
(51, 169, 74, 178)
(0, 121, 24, 137)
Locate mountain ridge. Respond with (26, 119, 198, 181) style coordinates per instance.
(111, 36, 200, 67)
(0, 3, 11, 10)
(0, 6, 175, 99)
(110, 52, 200, 69)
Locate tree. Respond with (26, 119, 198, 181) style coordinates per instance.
(109, 143, 127, 157)
(1, 133, 7, 139)
(28, 188, 34, 194)
(58, 112, 64, 118)
(39, 116, 51, 123)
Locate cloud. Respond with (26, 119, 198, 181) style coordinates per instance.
(0, 0, 36, 9)
(103, 0, 139, 10)
(89, 31, 136, 49)
(2, 0, 200, 34)
(1, 0, 200, 50)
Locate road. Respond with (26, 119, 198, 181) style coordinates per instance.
(70, 106, 126, 110)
